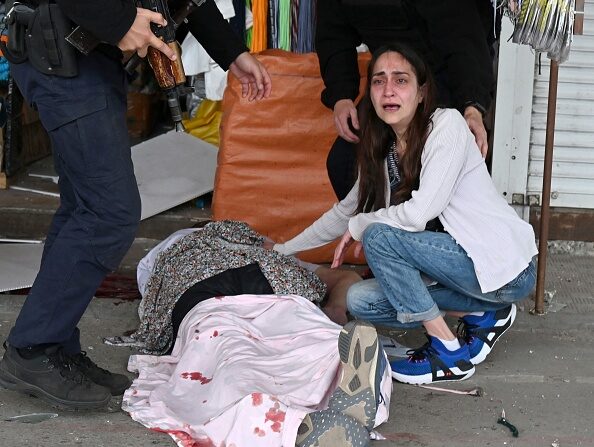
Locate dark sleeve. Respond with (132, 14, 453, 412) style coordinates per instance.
(185, 0, 248, 71)
(56, 0, 136, 46)
(315, 0, 362, 110)
(414, 0, 494, 113)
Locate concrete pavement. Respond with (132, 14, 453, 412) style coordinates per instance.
(1, 251, 593, 447)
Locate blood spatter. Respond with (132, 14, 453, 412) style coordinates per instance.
(181, 372, 212, 384)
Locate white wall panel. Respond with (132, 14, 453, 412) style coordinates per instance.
(528, 1, 594, 209)
(493, 2, 594, 210)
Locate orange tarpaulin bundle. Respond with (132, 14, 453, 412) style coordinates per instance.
(213, 50, 370, 264)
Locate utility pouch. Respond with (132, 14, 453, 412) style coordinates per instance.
(26, 0, 78, 77)
(1, 0, 77, 77)
(1, 0, 35, 64)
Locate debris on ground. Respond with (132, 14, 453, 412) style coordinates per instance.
(497, 409, 519, 437)
(3, 413, 58, 424)
(416, 384, 484, 397)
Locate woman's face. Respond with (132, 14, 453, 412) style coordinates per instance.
(369, 51, 424, 137)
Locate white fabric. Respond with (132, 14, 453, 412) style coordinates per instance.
(137, 229, 319, 299)
(180, 34, 210, 75)
(212, 0, 235, 19)
(245, 4, 253, 29)
(123, 294, 392, 447)
(204, 61, 229, 100)
(274, 109, 538, 293)
(180, 35, 229, 99)
(180, 0, 235, 99)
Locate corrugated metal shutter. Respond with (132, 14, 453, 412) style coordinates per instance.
(528, 1, 594, 208)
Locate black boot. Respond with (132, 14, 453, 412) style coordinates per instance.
(0, 344, 111, 410)
(71, 351, 131, 396)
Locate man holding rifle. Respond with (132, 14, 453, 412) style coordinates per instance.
(0, 0, 270, 410)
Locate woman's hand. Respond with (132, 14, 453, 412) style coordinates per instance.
(229, 52, 272, 101)
(333, 99, 360, 143)
(331, 229, 363, 268)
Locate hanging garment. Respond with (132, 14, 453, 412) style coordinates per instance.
(268, 0, 279, 48)
(120, 221, 327, 353)
(290, 0, 300, 52)
(295, 0, 315, 53)
(122, 293, 392, 447)
(278, 0, 291, 51)
(251, 0, 268, 51)
(180, 0, 237, 100)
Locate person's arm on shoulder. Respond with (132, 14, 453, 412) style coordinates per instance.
(348, 110, 469, 240)
(273, 180, 360, 256)
(185, 0, 270, 100)
(415, 0, 493, 156)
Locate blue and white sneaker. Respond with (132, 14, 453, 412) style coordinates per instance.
(390, 335, 475, 385)
(329, 320, 384, 431)
(459, 304, 517, 365)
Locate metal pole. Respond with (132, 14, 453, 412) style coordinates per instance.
(534, 60, 559, 314)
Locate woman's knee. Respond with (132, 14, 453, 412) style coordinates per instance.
(345, 278, 386, 318)
(345, 280, 371, 317)
(362, 223, 405, 255)
(361, 223, 383, 250)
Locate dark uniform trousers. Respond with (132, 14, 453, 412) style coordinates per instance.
(327, 136, 357, 201)
(7, 51, 141, 354)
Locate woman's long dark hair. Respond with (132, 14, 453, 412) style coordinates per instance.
(356, 43, 437, 213)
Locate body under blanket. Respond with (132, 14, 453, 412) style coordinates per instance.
(123, 293, 392, 446)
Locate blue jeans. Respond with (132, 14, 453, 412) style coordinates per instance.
(7, 52, 141, 353)
(347, 224, 536, 329)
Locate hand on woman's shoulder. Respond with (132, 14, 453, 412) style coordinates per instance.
(429, 108, 483, 164)
(428, 108, 469, 142)
(432, 108, 466, 127)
